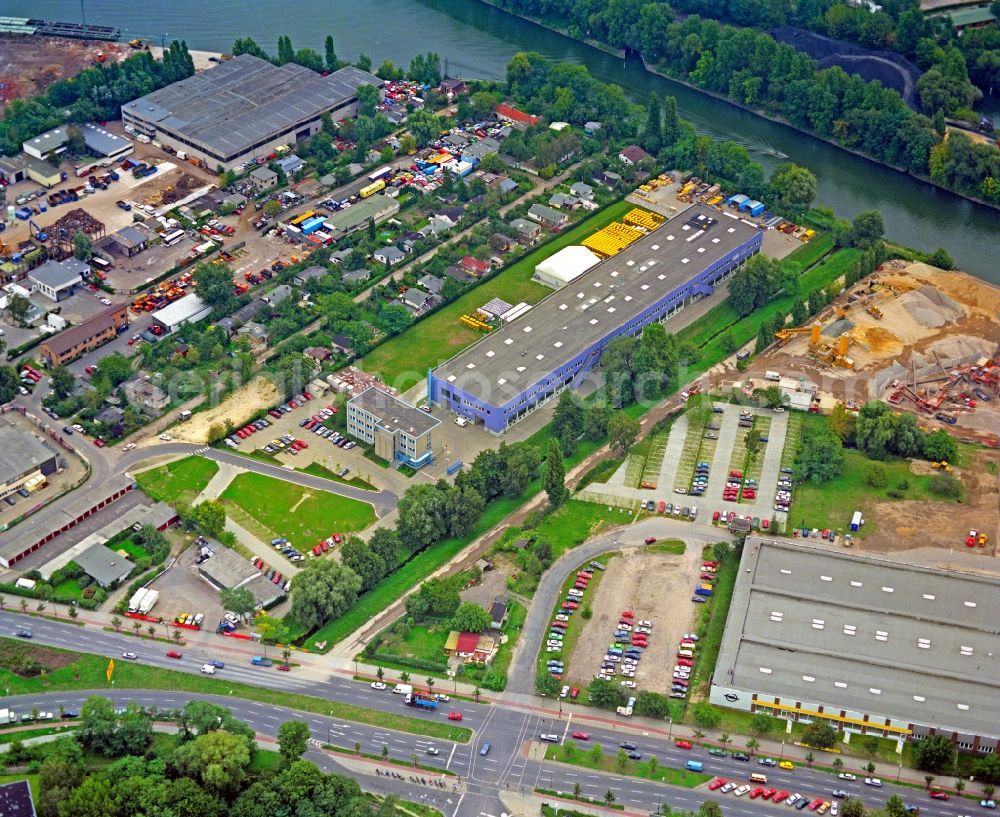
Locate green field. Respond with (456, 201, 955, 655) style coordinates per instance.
(135, 455, 219, 505)
(112, 538, 147, 560)
(298, 461, 376, 491)
(0, 638, 470, 742)
(785, 231, 835, 269)
(362, 200, 634, 391)
(219, 472, 376, 543)
(789, 421, 961, 535)
(545, 743, 711, 788)
(529, 500, 632, 560)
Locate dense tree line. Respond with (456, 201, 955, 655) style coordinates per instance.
(492, 3, 1000, 204)
(0, 42, 194, 155)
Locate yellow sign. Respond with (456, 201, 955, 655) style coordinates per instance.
(106, 658, 115, 682)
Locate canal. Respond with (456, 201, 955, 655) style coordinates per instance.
(9, 0, 1000, 281)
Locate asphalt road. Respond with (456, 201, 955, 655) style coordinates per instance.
(0, 610, 959, 817)
(506, 517, 725, 696)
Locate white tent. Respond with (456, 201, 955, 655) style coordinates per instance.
(533, 245, 601, 289)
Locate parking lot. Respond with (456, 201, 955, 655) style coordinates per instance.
(560, 543, 703, 694)
(145, 540, 228, 630)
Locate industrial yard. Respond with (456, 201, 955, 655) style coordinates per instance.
(0, 35, 125, 107)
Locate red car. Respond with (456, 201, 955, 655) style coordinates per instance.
(657, 501, 666, 513)
(303, 391, 313, 400)
(929, 790, 949, 801)
(644, 537, 657, 544)
(708, 778, 727, 791)
(448, 712, 463, 721)
(276, 664, 291, 672)
(762, 519, 770, 529)
(269, 409, 282, 418)
(675, 739, 692, 750)
(563, 601, 579, 609)
(712, 510, 721, 521)
(570, 687, 579, 699)
(749, 788, 765, 799)
(333, 532, 343, 544)
(762, 789, 776, 800)
(774, 791, 790, 803)
(312, 545, 322, 556)
(93, 438, 105, 447)
(809, 798, 825, 811)
(676, 658, 693, 667)
(166, 650, 182, 659)
(551, 621, 567, 629)
(320, 540, 329, 552)
(621, 611, 634, 619)
(571, 731, 590, 740)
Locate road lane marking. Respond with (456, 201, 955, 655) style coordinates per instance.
(446, 744, 457, 770)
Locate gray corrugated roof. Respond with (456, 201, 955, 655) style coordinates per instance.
(198, 546, 259, 590)
(0, 424, 57, 485)
(29, 259, 82, 289)
(715, 537, 1000, 740)
(122, 55, 382, 160)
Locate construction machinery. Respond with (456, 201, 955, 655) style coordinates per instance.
(812, 334, 854, 369)
(28, 220, 48, 243)
(931, 461, 954, 473)
(867, 305, 882, 319)
(775, 324, 822, 344)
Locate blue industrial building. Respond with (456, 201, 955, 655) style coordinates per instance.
(429, 205, 761, 433)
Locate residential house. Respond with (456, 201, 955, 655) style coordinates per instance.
(96, 406, 125, 428)
(304, 346, 332, 364)
(463, 137, 501, 163)
(584, 120, 602, 136)
(331, 333, 356, 356)
(263, 284, 293, 305)
(401, 288, 437, 313)
(509, 217, 541, 243)
(444, 631, 497, 664)
(436, 206, 465, 226)
(400, 231, 424, 253)
(498, 177, 518, 195)
(237, 321, 268, 349)
(489, 599, 509, 630)
(329, 248, 353, 264)
(548, 192, 579, 210)
(418, 274, 444, 295)
(75, 542, 133, 588)
(527, 203, 568, 230)
(570, 181, 594, 200)
(495, 103, 540, 129)
(444, 265, 473, 284)
(374, 246, 405, 266)
(459, 255, 491, 277)
(420, 217, 452, 239)
(122, 376, 170, 416)
(250, 166, 278, 190)
(293, 265, 327, 286)
(592, 169, 622, 189)
(439, 77, 468, 96)
(489, 233, 514, 253)
(215, 316, 237, 337)
(341, 268, 370, 285)
(618, 145, 652, 165)
(232, 298, 268, 326)
(276, 154, 302, 176)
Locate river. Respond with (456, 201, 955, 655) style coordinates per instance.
(9, 0, 1000, 281)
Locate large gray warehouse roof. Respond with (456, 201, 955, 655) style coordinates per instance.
(0, 424, 57, 485)
(434, 206, 758, 398)
(122, 54, 381, 159)
(715, 538, 1000, 739)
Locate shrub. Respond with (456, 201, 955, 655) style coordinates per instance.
(929, 473, 961, 498)
(76, 575, 92, 589)
(896, 479, 909, 491)
(864, 464, 888, 489)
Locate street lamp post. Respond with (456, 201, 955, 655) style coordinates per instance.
(666, 717, 673, 738)
(780, 740, 785, 760)
(328, 710, 333, 746)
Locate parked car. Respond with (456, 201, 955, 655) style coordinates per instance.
(166, 650, 182, 659)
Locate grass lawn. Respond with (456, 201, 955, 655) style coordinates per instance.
(220, 472, 376, 543)
(298, 461, 376, 491)
(0, 637, 470, 743)
(249, 748, 284, 773)
(530, 500, 632, 560)
(362, 200, 634, 391)
(687, 550, 739, 699)
(376, 625, 451, 670)
(785, 231, 835, 269)
(0, 724, 80, 743)
(790, 439, 960, 537)
(135, 456, 218, 505)
(297, 485, 533, 650)
(50, 578, 85, 600)
(545, 743, 711, 788)
(111, 538, 147, 561)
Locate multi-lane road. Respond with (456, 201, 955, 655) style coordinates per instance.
(1, 611, 964, 817)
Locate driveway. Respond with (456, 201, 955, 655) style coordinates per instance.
(504, 517, 726, 696)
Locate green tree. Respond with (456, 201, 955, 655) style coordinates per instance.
(276, 35, 295, 66)
(5, 293, 32, 326)
(49, 366, 76, 399)
(406, 108, 443, 147)
(219, 587, 256, 617)
(692, 703, 722, 730)
(355, 83, 380, 118)
(536, 673, 560, 696)
(929, 247, 954, 270)
(850, 210, 885, 249)
(170, 730, 251, 798)
(72, 231, 93, 261)
(700, 802, 724, 817)
(633, 691, 671, 719)
(923, 429, 957, 463)
(798, 423, 844, 482)
(78, 696, 118, 756)
(451, 601, 492, 633)
(588, 677, 626, 709)
(290, 560, 362, 630)
(607, 411, 640, 455)
(552, 389, 585, 454)
(802, 721, 838, 749)
(914, 733, 955, 773)
(841, 797, 866, 817)
(746, 737, 760, 755)
(324, 35, 339, 71)
(590, 742, 604, 763)
(277, 720, 310, 765)
(339, 536, 386, 592)
(749, 714, 773, 738)
(768, 163, 817, 217)
(544, 438, 568, 508)
(186, 500, 226, 537)
(643, 92, 661, 154)
(972, 755, 1000, 785)
(192, 261, 234, 308)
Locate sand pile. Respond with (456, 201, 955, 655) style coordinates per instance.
(927, 335, 997, 366)
(852, 325, 901, 356)
(899, 285, 965, 327)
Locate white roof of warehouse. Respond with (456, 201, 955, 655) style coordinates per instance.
(151, 293, 209, 327)
(534, 245, 601, 287)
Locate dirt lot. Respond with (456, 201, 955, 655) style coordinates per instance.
(171, 377, 280, 444)
(0, 35, 125, 108)
(863, 448, 1000, 555)
(566, 543, 702, 693)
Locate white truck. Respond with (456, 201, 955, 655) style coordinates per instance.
(138, 589, 159, 615)
(393, 684, 413, 695)
(127, 588, 149, 613)
(0, 708, 16, 723)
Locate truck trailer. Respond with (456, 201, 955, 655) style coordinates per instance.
(404, 693, 438, 711)
(138, 589, 159, 614)
(128, 588, 149, 613)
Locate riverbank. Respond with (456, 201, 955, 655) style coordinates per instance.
(472, 0, 1000, 215)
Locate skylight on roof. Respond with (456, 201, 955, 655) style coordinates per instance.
(497, 378, 506, 385)
(607, 307, 616, 313)
(554, 341, 563, 348)
(589, 318, 598, 325)
(447, 375, 456, 382)
(803, 675, 815, 682)
(466, 363, 476, 369)
(559, 304, 568, 310)
(681, 258, 689, 264)
(712, 237, 720, 243)
(536, 354, 544, 360)
(658, 274, 666, 280)
(727, 227, 736, 233)
(485, 350, 495, 358)
(626, 260, 635, 266)
(697, 247, 706, 253)
(640, 284, 650, 290)
(666, 235, 675, 240)
(651, 244, 659, 250)
(504, 338, 513, 345)
(516, 366, 525, 372)
(523, 325, 533, 332)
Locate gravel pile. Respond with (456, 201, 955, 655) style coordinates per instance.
(900, 285, 965, 327)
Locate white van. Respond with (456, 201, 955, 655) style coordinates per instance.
(454, 416, 468, 428)
(200, 664, 216, 675)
